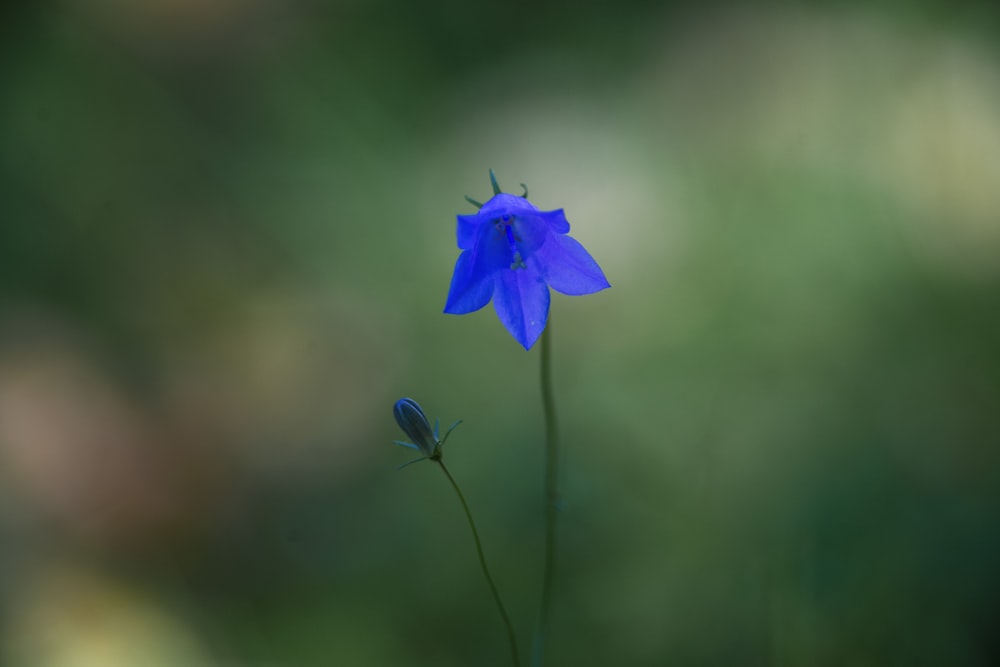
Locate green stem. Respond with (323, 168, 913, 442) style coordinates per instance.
(436, 460, 521, 667)
(533, 321, 559, 667)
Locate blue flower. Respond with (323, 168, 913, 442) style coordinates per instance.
(444, 178, 610, 350)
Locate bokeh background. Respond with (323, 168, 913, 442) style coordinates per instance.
(2, 0, 1000, 665)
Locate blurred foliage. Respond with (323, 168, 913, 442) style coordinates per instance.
(2, 1, 1000, 665)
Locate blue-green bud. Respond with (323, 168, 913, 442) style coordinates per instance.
(392, 398, 462, 469)
(393, 397, 438, 457)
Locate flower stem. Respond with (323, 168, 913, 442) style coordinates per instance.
(532, 321, 560, 667)
(436, 460, 521, 667)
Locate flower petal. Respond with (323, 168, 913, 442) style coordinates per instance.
(444, 249, 494, 313)
(532, 234, 610, 296)
(445, 221, 512, 313)
(493, 268, 550, 350)
(480, 193, 539, 218)
(535, 208, 570, 234)
(456, 214, 484, 250)
(510, 214, 551, 256)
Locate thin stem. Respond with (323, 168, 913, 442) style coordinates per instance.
(436, 460, 521, 667)
(533, 321, 559, 667)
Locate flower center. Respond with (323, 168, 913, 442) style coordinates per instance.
(497, 215, 526, 270)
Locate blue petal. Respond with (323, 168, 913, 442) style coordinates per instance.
(535, 208, 570, 234)
(445, 219, 511, 314)
(493, 268, 550, 350)
(456, 214, 484, 250)
(532, 234, 610, 296)
(444, 249, 494, 314)
(480, 193, 539, 218)
(510, 214, 552, 256)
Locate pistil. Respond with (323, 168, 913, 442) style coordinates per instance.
(503, 218, 526, 270)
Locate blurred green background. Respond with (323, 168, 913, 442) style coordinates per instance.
(2, 0, 1000, 665)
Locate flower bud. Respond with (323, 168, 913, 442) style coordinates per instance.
(393, 398, 438, 457)
(392, 398, 462, 469)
